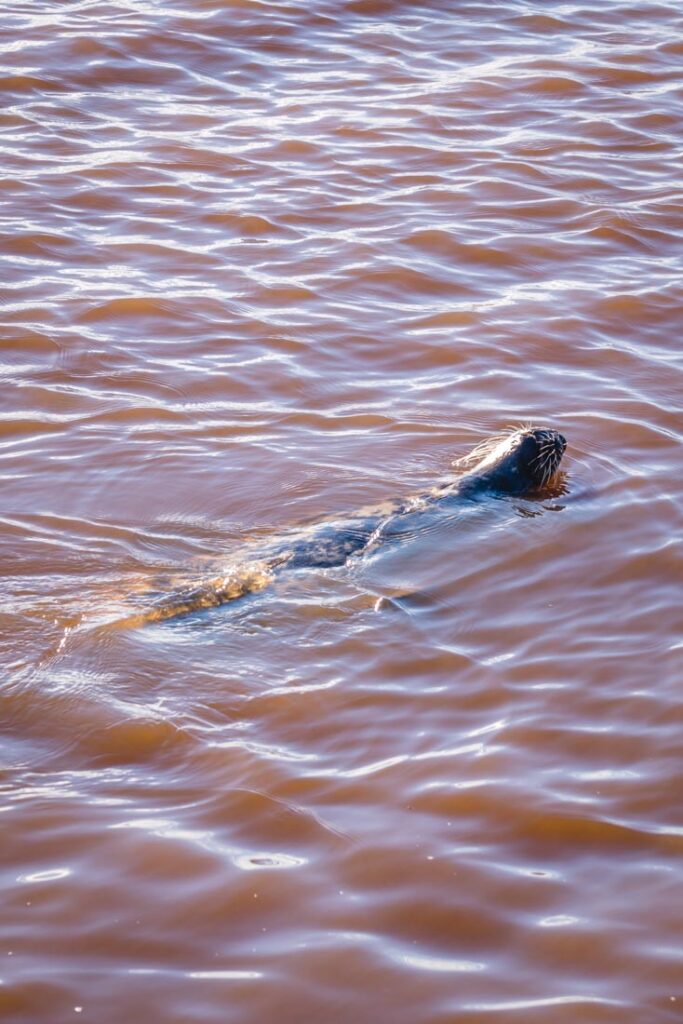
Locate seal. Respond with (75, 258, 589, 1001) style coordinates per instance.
(119, 425, 566, 628)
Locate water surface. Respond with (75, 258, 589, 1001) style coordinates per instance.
(1, 1, 682, 1022)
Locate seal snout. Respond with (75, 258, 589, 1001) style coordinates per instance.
(530, 427, 566, 458)
(522, 427, 567, 490)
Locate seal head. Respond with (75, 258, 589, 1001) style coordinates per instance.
(458, 426, 566, 495)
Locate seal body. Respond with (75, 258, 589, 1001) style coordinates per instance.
(127, 426, 566, 627)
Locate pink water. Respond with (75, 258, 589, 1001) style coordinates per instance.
(1, 1, 682, 1022)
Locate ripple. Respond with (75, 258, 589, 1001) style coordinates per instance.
(2, 0, 683, 1021)
(233, 852, 306, 870)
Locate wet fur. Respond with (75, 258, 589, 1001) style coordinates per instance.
(115, 426, 566, 628)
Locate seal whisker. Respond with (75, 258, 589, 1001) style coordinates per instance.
(530, 443, 553, 468)
(530, 449, 549, 468)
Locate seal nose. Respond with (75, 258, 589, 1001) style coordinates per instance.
(556, 433, 567, 453)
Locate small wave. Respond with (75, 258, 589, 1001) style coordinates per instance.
(404, 229, 520, 268)
(508, 14, 572, 33)
(202, 211, 289, 236)
(520, 74, 583, 94)
(340, 266, 472, 297)
(77, 297, 187, 323)
(0, 74, 62, 94)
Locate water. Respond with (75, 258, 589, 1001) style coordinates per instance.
(1, 1, 682, 1021)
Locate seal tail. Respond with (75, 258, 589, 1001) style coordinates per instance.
(109, 558, 279, 630)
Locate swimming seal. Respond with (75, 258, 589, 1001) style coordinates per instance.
(120, 425, 566, 627)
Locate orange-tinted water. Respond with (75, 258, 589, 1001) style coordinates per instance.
(1, 2, 682, 1022)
